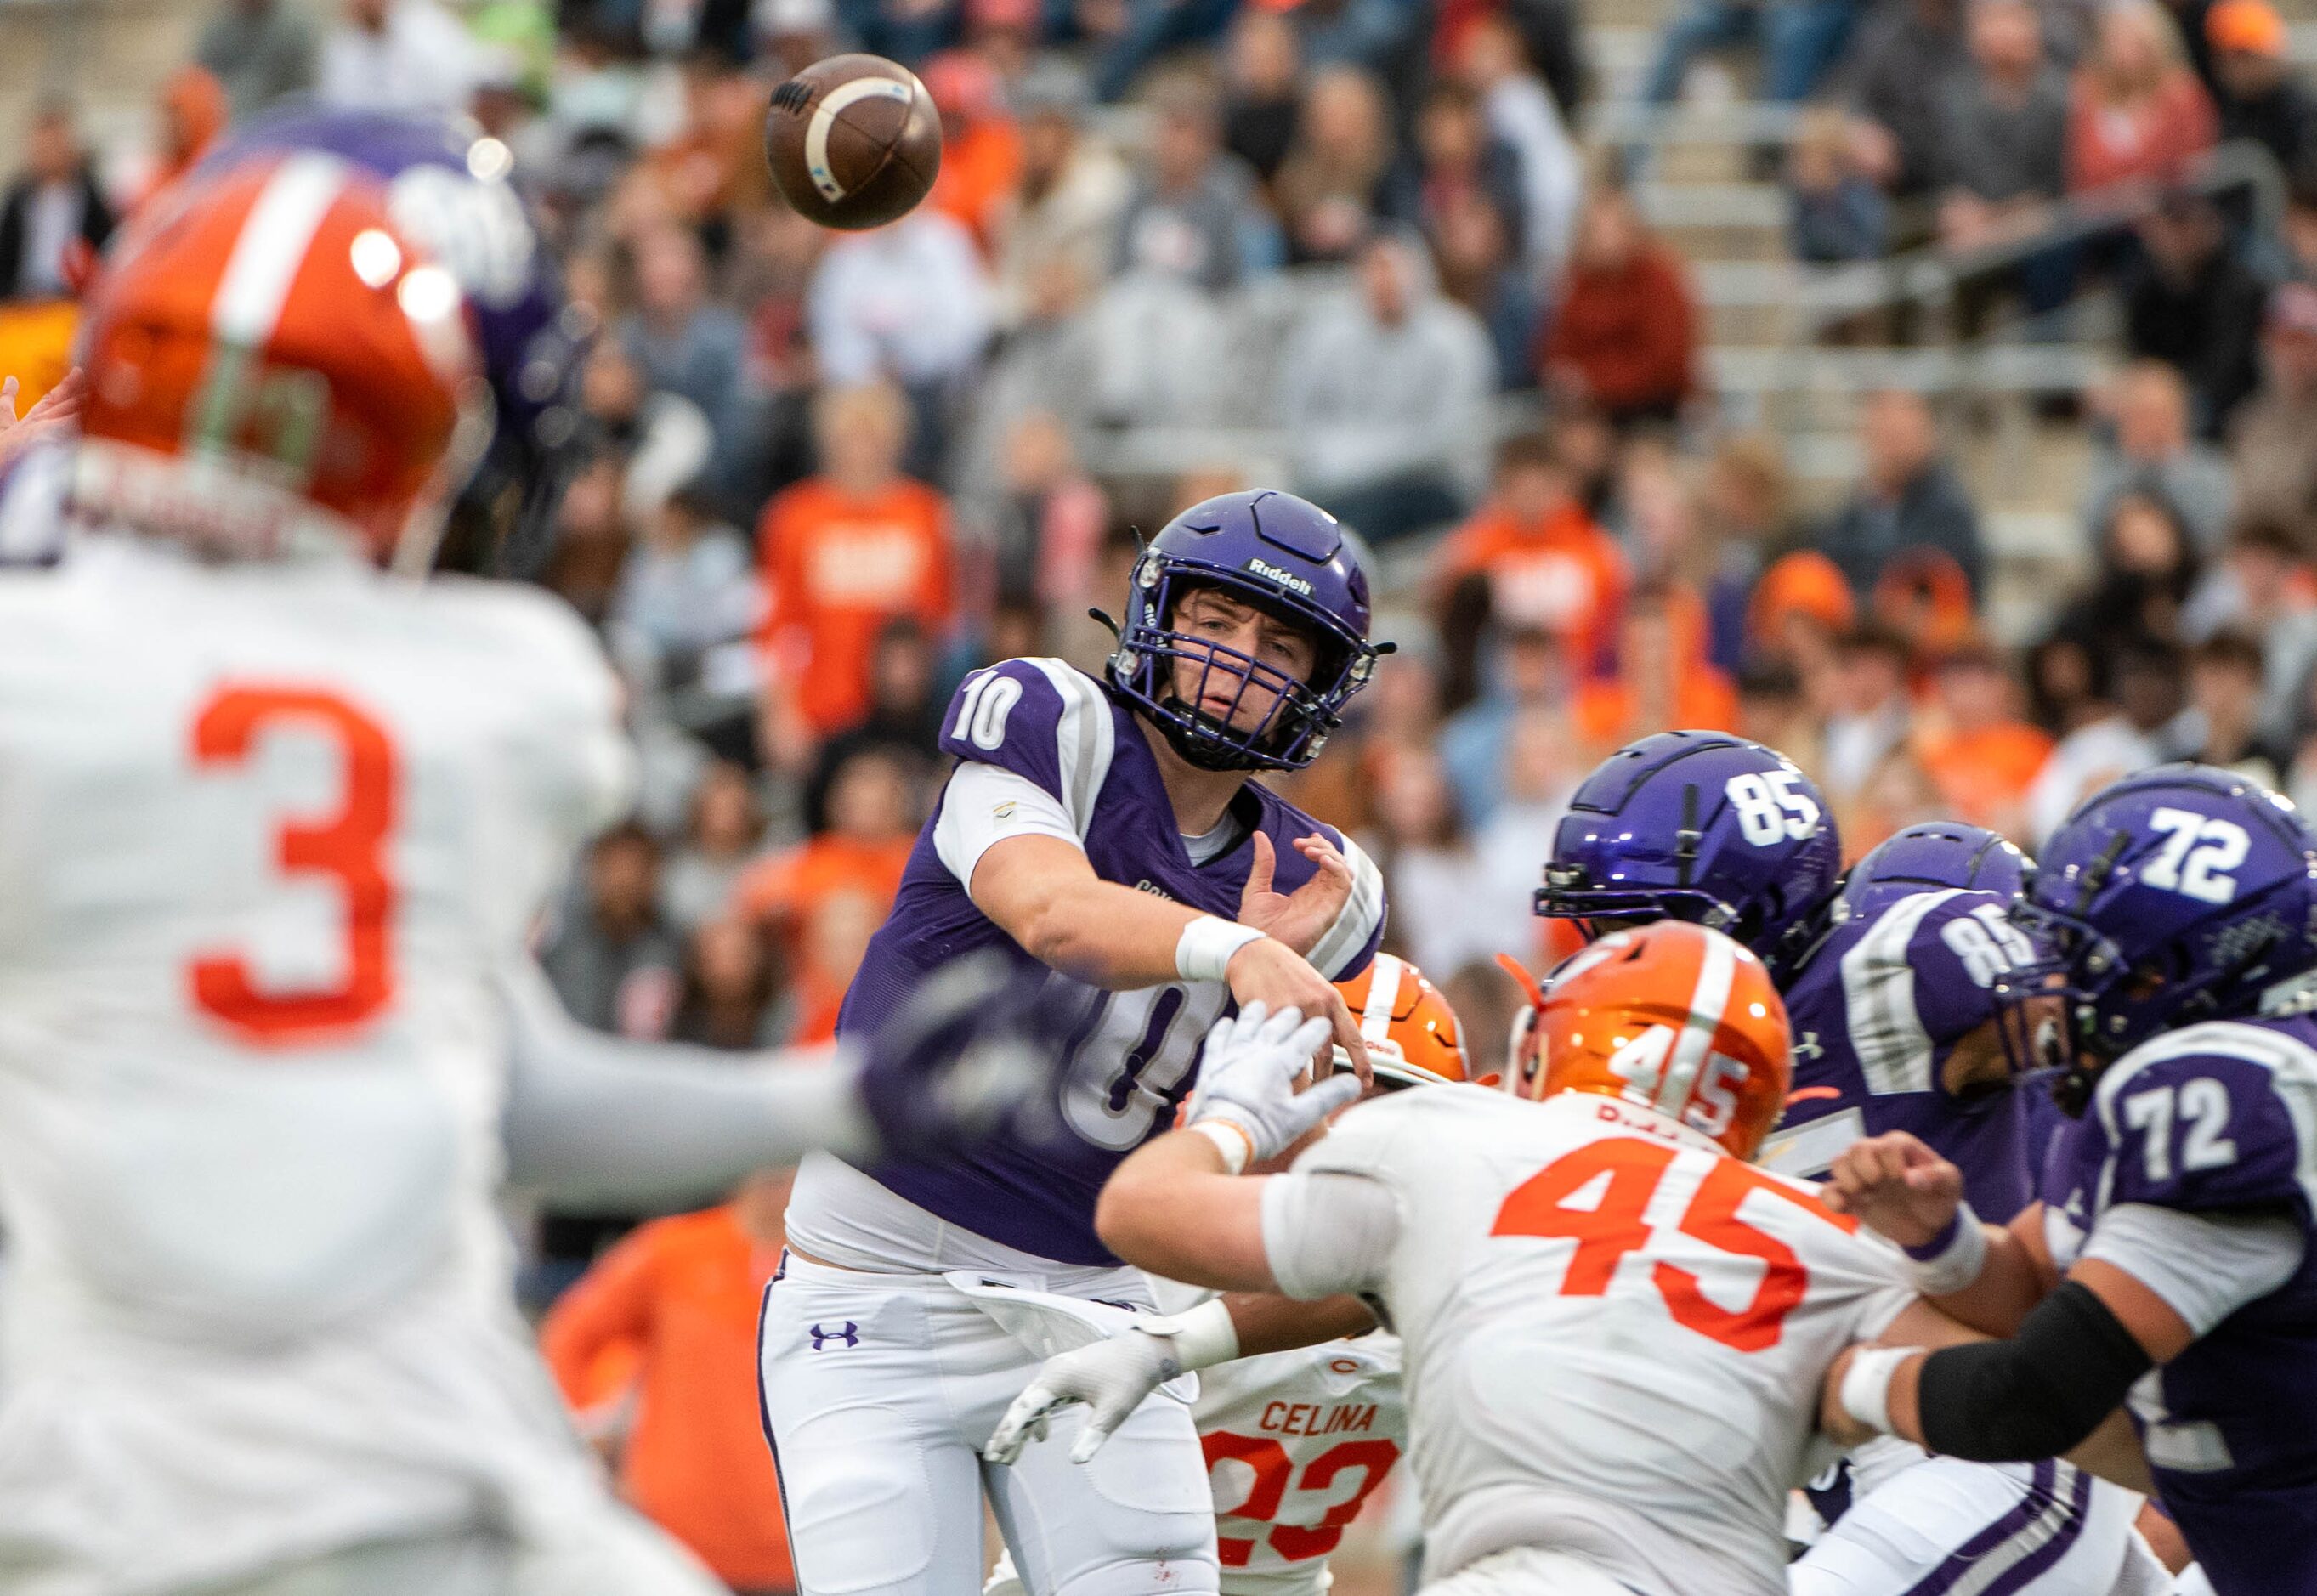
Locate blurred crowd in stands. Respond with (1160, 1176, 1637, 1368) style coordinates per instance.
(11, 0, 2317, 1584)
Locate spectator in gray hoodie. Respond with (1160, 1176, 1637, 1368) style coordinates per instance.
(1280, 230, 1495, 542)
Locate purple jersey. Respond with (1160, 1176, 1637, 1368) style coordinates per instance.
(2041, 1016, 2317, 1593)
(1759, 889, 2036, 1220)
(834, 658, 1387, 1265)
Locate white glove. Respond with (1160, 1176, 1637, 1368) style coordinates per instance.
(1185, 1002, 1359, 1167)
(984, 1326, 1182, 1465)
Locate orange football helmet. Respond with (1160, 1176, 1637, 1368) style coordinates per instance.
(72, 151, 484, 571)
(1334, 953, 1487, 1089)
(1510, 921, 1792, 1161)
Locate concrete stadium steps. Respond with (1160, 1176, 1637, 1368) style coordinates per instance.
(0, 0, 221, 150)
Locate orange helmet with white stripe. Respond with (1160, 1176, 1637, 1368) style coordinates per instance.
(71, 151, 484, 570)
(1334, 953, 1487, 1089)
(1511, 920, 1791, 1160)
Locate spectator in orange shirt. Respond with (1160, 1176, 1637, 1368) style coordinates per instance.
(1429, 433, 1628, 676)
(1572, 581, 1739, 750)
(733, 746, 921, 1042)
(757, 382, 955, 744)
(1917, 642, 2055, 836)
(541, 1168, 799, 1596)
(922, 51, 1023, 256)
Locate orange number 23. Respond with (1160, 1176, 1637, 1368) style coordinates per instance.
(188, 686, 399, 1044)
(1493, 1138, 1853, 1352)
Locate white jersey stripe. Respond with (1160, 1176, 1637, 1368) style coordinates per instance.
(210, 154, 348, 347)
(1658, 930, 1737, 1118)
(1311, 833, 1385, 979)
(1019, 658, 1115, 839)
(1839, 889, 1965, 1097)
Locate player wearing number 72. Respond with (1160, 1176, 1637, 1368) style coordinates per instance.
(760, 490, 1391, 1596)
(1068, 920, 2007, 1596)
(1820, 766, 2317, 1596)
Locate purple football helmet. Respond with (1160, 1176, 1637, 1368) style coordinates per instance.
(1841, 822, 2034, 922)
(1107, 490, 1385, 771)
(1538, 731, 1843, 980)
(2012, 765, 2317, 1088)
(201, 105, 590, 577)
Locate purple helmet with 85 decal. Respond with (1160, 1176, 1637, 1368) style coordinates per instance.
(1537, 731, 1842, 981)
(1106, 490, 1387, 771)
(2009, 764, 2317, 1102)
(198, 105, 590, 577)
(1840, 821, 2035, 923)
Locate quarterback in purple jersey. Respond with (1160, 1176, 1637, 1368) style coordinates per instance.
(1538, 733, 2151, 1595)
(1825, 764, 2317, 1595)
(760, 490, 1391, 1596)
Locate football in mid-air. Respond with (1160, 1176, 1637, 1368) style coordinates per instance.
(764, 54, 942, 231)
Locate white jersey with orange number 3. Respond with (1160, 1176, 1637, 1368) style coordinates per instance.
(0, 535, 657, 1596)
(1260, 1086, 1918, 1596)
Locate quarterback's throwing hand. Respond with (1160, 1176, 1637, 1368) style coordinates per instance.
(984, 1327, 1182, 1465)
(1187, 1002, 1361, 1165)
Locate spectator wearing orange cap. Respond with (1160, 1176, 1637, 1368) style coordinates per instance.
(1916, 644, 2054, 837)
(2207, 0, 2317, 180)
(922, 51, 1023, 256)
(1748, 549, 1855, 693)
(1572, 581, 1738, 752)
(1429, 432, 1628, 676)
(541, 1169, 799, 1596)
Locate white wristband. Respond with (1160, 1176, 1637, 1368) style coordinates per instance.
(1839, 1345, 1914, 1437)
(1177, 915, 1266, 984)
(1902, 1203, 1990, 1297)
(1189, 1118, 1254, 1174)
(1144, 1297, 1241, 1371)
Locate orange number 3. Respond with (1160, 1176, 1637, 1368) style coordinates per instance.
(188, 686, 398, 1044)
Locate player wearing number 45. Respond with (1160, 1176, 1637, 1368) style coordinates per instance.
(0, 138, 1062, 1596)
(759, 490, 1391, 1596)
(1049, 920, 2028, 1596)
(1821, 765, 2317, 1596)
(1538, 733, 2155, 1595)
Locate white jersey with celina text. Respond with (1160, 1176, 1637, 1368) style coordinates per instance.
(1259, 1086, 1916, 1596)
(984, 1331, 1405, 1596)
(1193, 1334, 1406, 1596)
(0, 535, 632, 1596)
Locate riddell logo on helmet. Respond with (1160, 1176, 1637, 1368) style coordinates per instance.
(1244, 558, 1314, 596)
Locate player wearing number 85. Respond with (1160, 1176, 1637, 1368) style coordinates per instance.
(761, 490, 1390, 1596)
(1822, 765, 2317, 1596)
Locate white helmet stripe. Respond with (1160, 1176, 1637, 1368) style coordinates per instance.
(1361, 953, 1403, 1047)
(211, 153, 349, 347)
(1657, 931, 1736, 1120)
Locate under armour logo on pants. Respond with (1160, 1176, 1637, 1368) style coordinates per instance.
(809, 1322, 860, 1350)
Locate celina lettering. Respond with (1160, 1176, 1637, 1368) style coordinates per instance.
(1244, 558, 1315, 597)
(1258, 1401, 1379, 1437)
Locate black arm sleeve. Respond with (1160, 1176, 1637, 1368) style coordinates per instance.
(1917, 1280, 2156, 1463)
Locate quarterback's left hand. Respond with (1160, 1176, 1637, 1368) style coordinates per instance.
(853, 950, 1062, 1161)
(984, 1327, 1181, 1465)
(1187, 1002, 1362, 1166)
(1237, 830, 1354, 959)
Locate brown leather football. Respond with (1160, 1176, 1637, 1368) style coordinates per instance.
(763, 54, 942, 231)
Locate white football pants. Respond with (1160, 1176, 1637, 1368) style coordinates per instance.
(759, 1254, 1218, 1596)
(1790, 1452, 2153, 1596)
